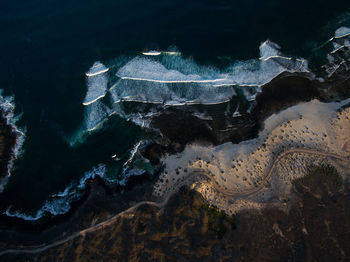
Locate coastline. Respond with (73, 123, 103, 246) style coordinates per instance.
(0, 67, 348, 245)
(2, 163, 350, 260)
(1, 24, 350, 254)
(0, 110, 17, 180)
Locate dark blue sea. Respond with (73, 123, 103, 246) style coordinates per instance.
(0, 0, 350, 219)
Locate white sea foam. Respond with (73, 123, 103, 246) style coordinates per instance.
(129, 115, 152, 128)
(85, 61, 109, 77)
(335, 26, 350, 39)
(118, 140, 152, 186)
(117, 57, 227, 83)
(117, 42, 308, 88)
(4, 207, 44, 221)
(142, 50, 162, 56)
(142, 50, 182, 56)
(123, 140, 143, 167)
(83, 62, 109, 105)
(76, 41, 310, 140)
(0, 91, 26, 193)
(3, 139, 152, 221)
(111, 79, 236, 106)
(3, 164, 107, 220)
(259, 40, 281, 60)
(324, 26, 350, 77)
(84, 100, 111, 131)
(163, 51, 181, 56)
(43, 164, 109, 216)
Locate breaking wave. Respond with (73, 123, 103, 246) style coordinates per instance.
(71, 40, 310, 141)
(323, 26, 350, 77)
(0, 91, 26, 192)
(6, 24, 350, 222)
(3, 140, 147, 221)
(334, 26, 350, 39)
(117, 41, 308, 87)
(4, 164, 107, 220)
(83, 62, 109, 106)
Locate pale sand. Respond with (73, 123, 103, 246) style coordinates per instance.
(153, 98, 350, 214)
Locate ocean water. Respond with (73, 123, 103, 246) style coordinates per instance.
(0, 0, 350, 219)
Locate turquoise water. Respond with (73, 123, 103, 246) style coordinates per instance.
(0, 0, 350, 219)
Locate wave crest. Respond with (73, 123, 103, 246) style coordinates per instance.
(83, 62, 109, 105)
(74, 41, 309, 137)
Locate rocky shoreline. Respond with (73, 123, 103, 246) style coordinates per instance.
(4, 164, 350, 261)
(0, 65, 350, 255)
(0, 110, 17, 180)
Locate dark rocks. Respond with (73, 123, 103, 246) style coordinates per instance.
(0, 110, 17, 178)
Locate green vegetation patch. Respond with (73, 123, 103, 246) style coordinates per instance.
(203, 204, 236, 239)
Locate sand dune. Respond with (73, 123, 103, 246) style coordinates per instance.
(153, 99, 350, 214)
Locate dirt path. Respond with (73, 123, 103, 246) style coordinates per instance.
(199, 148, 350, 197)
(0, 148, 348, 256)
